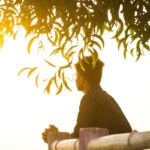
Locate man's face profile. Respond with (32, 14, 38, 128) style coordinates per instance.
(75, 71, 84, 91)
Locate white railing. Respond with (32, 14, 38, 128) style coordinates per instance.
(47, 128, 150, 150)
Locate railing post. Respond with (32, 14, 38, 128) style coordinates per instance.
(79, 128, 109, 150)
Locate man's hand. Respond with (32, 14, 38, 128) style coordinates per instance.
(42, 124, 59, 143)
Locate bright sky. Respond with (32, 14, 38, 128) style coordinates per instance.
(0, 31, 150, 150)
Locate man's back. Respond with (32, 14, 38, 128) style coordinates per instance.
(73, 86, 132, 137)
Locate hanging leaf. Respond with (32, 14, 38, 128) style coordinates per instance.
(53, 74, 59, 88)
(65, 45, 78, 57)
(92, 49, 98, 68)
(88, 48, 98, 68)
(111, 19, 123, 39)
(47, 34, 56, 46)
(13, 29, 19, 40)
(130, 48, 134, 57)
(58, 68, 63, 79)
(123, 42, 128, 59)
(59, 61, 72, 69)
(66, 51, 76, 60)
(56, 83, 63, 95)
(35, 74, 39, 87)
(78, 48, 85, 71)
(18, 67, 30, 76)
(136, 40, 142, 61)
(54, 22, 63, 29)
(27, 36, 38, 54)
(38, 41, 44, 49)
(44, 77, 54, 94)
(50, 47, 62, 56)
(117, 38, 125, 50)
(28, 67, 37, 77)
(0, 34, 4, 49)
(53, 29, 59, 45)
(62, 71, 71, 91)
(44, 59, 56, 67)
(92, 34, 105, 48)
(143, 42, 150, 51)
(89, 40, 102, 50)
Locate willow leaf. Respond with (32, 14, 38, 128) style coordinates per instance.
(38, 41, 44, 49)
(130, 48, 134, 57)
(18, 67, 30, 76)
(143, 43, 150, 51)
(44, 59, 56, 67)
(123, 42, 127, 59)
(117, 38, 124, 50)
(28, 67, 37, 77)
(27, 36, 38, 54)
(13, 29, 19, 40)
(54, 30, 59, 45)
(62, 72, 71, 91)
(58, 68, 62, 79)
(111, 19, 123, 39)
(44, 77, 54, 93)
(35, 74, 39, 87)
(78, 48, 85, 71)
(136, 40, 142, 61)
(47, 34, 56, 46)
(92, 34, 105, 48)
(0, 34, 4, 49)
(66, 51, 76, 60)
(92, 49, 98, 68)
(89, 40, 102, 50)
(50, 47, 62, 56)
(66, 45, 78, 55)
(56, 83, 63, 95)
(54, 74, 58, 88)
(54, 22, 63, 29)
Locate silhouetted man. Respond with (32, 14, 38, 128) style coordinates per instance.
(72, 56, 132, 137)
(42, 55, 132, 142)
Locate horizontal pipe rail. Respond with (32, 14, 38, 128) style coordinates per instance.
(48, 129, 150, 150)
(88, 131, 150, 150)
(51, 139, 79, 150)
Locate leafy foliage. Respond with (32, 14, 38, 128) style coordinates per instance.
(0, 0, 150, 94)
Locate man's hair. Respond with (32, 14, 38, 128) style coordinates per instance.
(75, 56, 104, 86)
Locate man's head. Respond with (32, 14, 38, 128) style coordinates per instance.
(75, 56, 104, 91)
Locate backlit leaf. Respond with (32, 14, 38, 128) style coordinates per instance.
(35, 74, 39, 87)
(18, 67, 30, 76)
(78, 48, 85, 71)
(89, 40, 102, 50)
(44, 59, 56, 67)
(28, 67, 37, 77)
(92, 34, 105, 48)
(44, 77, 54, 94)
(62, 71, 71, 91)
(111, 19, 123, 39)
(54, 74, 58, 88)
(27, 36, 38, 54)
(130, 48, 134, 57)
(0, 34, 4, 49)
(50, 47, 62, 56)
(56, 83, 63, 95)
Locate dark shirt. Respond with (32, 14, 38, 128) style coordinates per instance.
(72, 86, 132, 137)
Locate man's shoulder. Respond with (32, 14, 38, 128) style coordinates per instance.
(85, 87, 116, 104)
